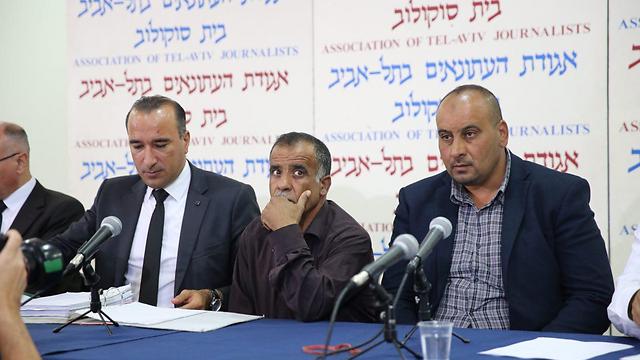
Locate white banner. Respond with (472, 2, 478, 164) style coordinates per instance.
(67, 0, 636, 266)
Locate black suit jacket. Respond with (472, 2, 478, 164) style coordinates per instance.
(11, 180, 84, 241)
(382, 154, 614, 334)
(11, 180, 85, 294)
(50, 163, 260, 298)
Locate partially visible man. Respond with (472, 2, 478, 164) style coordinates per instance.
(0, 122, 85, 294)
(230, 132, 378, 322)
(49, 95, 259, 309)
(0, 230, 40, 360)
(382, 84, 613, 334)
(608, 228, 640, 338)
(0, 122, 84, 243)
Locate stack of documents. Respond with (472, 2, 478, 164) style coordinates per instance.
(21, 284, 133, 323)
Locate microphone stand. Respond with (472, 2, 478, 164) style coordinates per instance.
(415, 266, 432, 322)
(401, 265, 431, 342)
(402, 260, 470, 345)
(349, 281, 421, 359)
(53, 262, 119, 335)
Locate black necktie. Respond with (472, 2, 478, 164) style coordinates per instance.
(0, 200, 7, 232)
(139, 189, 169, 306)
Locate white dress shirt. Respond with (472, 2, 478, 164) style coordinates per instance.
(1, 177, 36, 234)
(608, 227, 640, 338)
(125, 163, 190, 307)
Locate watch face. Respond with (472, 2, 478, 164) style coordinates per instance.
(211, 298, 222, 312)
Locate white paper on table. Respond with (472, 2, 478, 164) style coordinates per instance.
(621, 354, 640, 360)
(479, 337, 633, 360)
(82, 302, 205, 325)
(25, 292, 96, 309)
(24, 285, 131, 309)
(80, 302, 262, 332)
(137, 311, 263, 332)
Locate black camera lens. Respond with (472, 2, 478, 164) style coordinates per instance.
(0, 233, 64, 289)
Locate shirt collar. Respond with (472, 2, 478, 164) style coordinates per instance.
(3, 177, 36, 211)
(144, 162, 191, 202)
(450, 149, 512, 207)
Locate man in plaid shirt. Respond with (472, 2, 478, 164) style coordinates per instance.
(382, 84, 613, 334)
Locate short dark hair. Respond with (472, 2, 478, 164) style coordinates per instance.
(440, 84, 503, 124)
(0, 122, 30, 153)
(125, 95, 186, 136)
(271, 132, 331, 180)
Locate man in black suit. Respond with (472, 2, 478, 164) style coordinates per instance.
(0, 122, 85, 293)
(49, 95, 260, 309)
(0, 122, 84, 240)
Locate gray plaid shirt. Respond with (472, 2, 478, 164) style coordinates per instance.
(434, 152, 512, 329)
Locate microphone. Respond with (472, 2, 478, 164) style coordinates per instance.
(407, 216, 453, 271)
(350, 234, 419, 287)
(64, 216, 122, 275)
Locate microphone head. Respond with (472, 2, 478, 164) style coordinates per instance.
(393, 234, 419, 259)
(429, 216, 453, 238)
(101, 216, 123, 236)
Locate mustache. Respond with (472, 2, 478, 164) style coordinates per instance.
(274, 190, 297, 203)
(452, 161, 472, 166)
(451, 157, 472, 167)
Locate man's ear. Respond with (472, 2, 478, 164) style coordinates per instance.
(319, 176, 331, 196)
(183, 130, 191, 154)
(498, 119, 509, 147)
(15, 152, 29, 174)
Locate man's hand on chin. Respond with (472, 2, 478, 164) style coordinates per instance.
(261, 190, 310, 231)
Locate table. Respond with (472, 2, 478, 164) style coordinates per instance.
(29, 319, 640, 359)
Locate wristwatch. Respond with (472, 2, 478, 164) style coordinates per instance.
(209, 289, 223, 311)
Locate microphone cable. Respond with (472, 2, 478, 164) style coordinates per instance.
(316, 282, 386, 360)
(21, 282, 57, 307)
(318, 282, 353, 359)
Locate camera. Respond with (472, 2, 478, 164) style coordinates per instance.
(0, 233, 64, 290)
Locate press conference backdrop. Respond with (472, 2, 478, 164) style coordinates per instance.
(63, 0, 638, 278)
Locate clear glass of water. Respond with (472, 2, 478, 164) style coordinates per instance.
(418, 320, 453, 360)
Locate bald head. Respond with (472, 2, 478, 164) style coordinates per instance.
(0, 122, 32, 199)
(438, 84, 503, 125)
(0, 122, 30, 154)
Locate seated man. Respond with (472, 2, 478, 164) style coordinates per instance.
(49, 95, 260, 309)
(382, 84, 613, 334)
(0, 122, 85, 294)
(230, 132, 378, 322)
(608, 227, 640, 338)
(0, 122, 84, 241)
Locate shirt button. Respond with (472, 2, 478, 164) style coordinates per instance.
(473, 277, 479, 283)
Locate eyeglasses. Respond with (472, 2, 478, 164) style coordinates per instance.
(0, 152, 19, 162)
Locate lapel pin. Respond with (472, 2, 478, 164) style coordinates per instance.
(195, 200, 201, 206)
